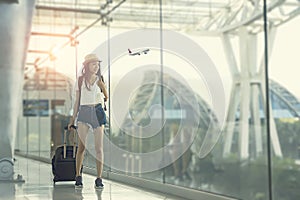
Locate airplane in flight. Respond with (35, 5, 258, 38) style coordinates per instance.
(128, 48, 150, 56)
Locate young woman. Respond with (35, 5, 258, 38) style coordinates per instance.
(68, 53, 108, 189)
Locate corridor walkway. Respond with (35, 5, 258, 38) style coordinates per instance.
(0, 156, 187, 200)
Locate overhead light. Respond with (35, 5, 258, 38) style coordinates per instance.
(49, 46, 59, 61)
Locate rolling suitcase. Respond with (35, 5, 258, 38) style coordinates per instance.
(52, 125, 79, 184)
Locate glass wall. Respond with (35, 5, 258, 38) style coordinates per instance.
(15, 1, 300, 200)
(107, 1, 163, 182)
(268, 3, 300, 200)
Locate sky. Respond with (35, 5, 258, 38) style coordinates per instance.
(269, 16, 300, 99)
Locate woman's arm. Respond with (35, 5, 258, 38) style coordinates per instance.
(68, 91, 80, 129)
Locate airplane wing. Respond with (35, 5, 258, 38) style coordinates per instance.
(142, 49, 150, 54)
(129, 52, 140, 56)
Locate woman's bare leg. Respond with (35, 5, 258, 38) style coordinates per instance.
(94, 125, 104, 178)
(76, 123, 89, 176)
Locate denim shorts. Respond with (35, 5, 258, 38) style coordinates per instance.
(77, 103, 106, 129)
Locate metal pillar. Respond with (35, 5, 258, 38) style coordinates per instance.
(0, 0, 36, 181)
(222, 26, 282, 159)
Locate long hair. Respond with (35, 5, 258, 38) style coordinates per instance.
(81, 62, 101, 91)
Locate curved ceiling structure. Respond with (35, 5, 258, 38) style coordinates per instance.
(33, 0, 300, 32)
(119, 70, 300, 159)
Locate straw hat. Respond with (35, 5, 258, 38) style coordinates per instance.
(83, 53, 101, 65)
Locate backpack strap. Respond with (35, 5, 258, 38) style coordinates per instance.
(98, 75, 108, 111)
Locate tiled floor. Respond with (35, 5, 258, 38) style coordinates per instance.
(0, 156, 185, 200)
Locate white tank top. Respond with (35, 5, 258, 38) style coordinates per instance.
(76, 77, 103, 105)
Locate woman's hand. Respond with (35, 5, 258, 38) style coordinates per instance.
(67, 124, 73, 130)
(68, 117, 75, 130)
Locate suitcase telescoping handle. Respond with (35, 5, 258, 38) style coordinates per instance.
(63, 125, 78, 159)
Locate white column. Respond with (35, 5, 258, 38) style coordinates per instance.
(222, 26, 282, 159)
(0, 0, 36, 180)
(221, 33, 240, 157)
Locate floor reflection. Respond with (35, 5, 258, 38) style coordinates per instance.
(52, 184, 83, 200)
(52, 184, 104, 200)
(95, 189, 103, 200)
(0, 182, 15, 200)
